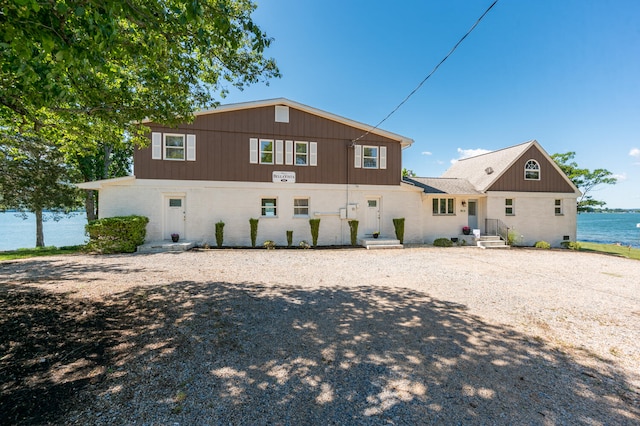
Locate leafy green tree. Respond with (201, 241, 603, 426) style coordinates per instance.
(0, 134, 83, 247)
(402, 168, 416, 177)
(1, 0, 279, 144)
(551, 152, 617, 212)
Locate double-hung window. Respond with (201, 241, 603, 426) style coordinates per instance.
(554, 199, 563, 215)
(261, 198, 277, 217)
(363, 146, 379, 168)
(294, 198, 309, 216)
(432, 198, 455, 215)
(505, 199, 515, 216)
(164, 134, 185, 160)
(260, 140, 274, 164)
(295, 142, 308, 165)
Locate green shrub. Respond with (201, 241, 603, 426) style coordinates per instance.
(263, 240, 276, 250)
(215, 221, 225, 248)
(309, 218, 321, 247)
(534, 241, 551, 249)
(348, 220, 359, 246)
(85, 215, 149, 254)
(249, 218, 259, 247)
(286, 230, 293, 247)
(299, 240, 311, 249)
(393, 218, 405, 244)
(433, 238, 453, 247)
(561, 241, 581, 250)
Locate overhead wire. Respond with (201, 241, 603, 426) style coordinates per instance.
(352, 0, 500, 143)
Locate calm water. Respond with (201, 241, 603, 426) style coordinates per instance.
(0, 212, 88, 251)
(1, 211, 639, 250)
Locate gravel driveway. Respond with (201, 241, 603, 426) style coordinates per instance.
(1, 246, 639, 425)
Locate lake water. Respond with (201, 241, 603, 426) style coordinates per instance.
(1, 211, 639, 251)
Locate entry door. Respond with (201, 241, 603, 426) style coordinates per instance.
(165, 196, 185, 239)
(468, 200, 478, 230)
(365, 198, 381, 236)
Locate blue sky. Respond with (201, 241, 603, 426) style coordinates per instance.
(222, 0, 640, 208)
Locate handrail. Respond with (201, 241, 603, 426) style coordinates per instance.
(485, 218, 510, 244)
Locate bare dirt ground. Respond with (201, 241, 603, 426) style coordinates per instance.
(1, 247, 639, 425)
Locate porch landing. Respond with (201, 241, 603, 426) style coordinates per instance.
(360, 237, 403, 250)
(137, 240, 197, 253)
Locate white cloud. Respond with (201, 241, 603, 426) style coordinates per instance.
(451, 148, 491, 164)
(630, 148, 640, 164)
(612, 173, 627, 181)
(421, 151, 432, 156)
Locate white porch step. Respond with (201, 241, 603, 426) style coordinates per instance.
(476, 235, 509, 249)
(137, 240, 196, 253)
(360, 237, 403, 250)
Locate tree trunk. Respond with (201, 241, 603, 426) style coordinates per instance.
(35, 208, 45, 247)
(85, 190, 97, 221)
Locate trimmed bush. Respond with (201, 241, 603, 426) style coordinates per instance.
(286, 230, 293, 247)
(348, 220, 359, 246)
(85, 215, 149, 254)
(299, 240, 311, 249)
(534, 241, 551, 249)
(561, 241, 581, 250)
(215, 221, 225, 248)
(433, 238, 453, 247)
(309, 218, 321, 247)
(263, 240, 276, 250)
(249, 218, 259, 247)
(393, 218, 405, 244)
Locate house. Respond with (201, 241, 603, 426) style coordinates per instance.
(405, 140, 581, 247)
(77, 99, 579, 248)
(78, 98, 425, 246)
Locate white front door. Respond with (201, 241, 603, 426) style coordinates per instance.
(165, 196, 185, 240)
(468, 200, 478, 230)
(365, 197, 381, 236)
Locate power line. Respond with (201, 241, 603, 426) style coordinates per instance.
(352, 0, 500, 143)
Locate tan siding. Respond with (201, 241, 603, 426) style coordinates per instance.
(487, 146, 575, 192)
(135, 105, 403, 185)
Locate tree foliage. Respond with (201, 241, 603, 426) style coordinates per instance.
(551, 152, 617, 212)
(1, 0, 279, 132)
(0, 134, 83, 247)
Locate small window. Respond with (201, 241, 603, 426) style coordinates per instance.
(260, 140, 274, 164)
(293, 198, 309, 216)
(295, 142, 308, 165)
(368, 200, 377, 208)
(261, 198, 277, 217)
(164, 134, 185, 160)
(525, 160, 540, 180)
(363, 146, 378, 169)
(432, 198, 455, 215)
(169, 198, 182, 207)
(555, 199, 563, 215)
(505, 198, 515, 216)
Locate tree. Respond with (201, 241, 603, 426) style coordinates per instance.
(1, 0, 279, 145)
(0, 134, 83, 247)
(551, 152, 617, 212)
(402, 168, 416, 177)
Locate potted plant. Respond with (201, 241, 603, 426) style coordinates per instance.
(171, 233, 179, 242)
(373, 231, 380, 239)
(462, 226, 470, 235)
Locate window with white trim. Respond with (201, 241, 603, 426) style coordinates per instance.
(261, 198, 277, 217)
(363, 146, 379, 169)
(295, 142, 308, 165)
(525, 160, 540, 180)
(293, 198, 309, 216)
(432, 198, 455, 215)
(554, 199, 563, 215)
(505, 198, 515, 216)
(260, 140, 274, 164)
(164, 134, 185, 160)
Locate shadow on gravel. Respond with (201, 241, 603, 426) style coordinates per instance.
(1, 279, 638, 424)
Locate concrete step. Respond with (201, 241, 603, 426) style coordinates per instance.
(137, 240, 196, 253)
(477, 239, 509, 249)
(360, 237, 403, 250)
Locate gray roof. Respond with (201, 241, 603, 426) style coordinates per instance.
(440, 141, 535, 191)
(403, 177, 482, 195)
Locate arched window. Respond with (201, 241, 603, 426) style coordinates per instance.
(524, 159, 540, 180)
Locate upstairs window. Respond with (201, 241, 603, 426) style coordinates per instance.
(432, 198, 455, 215)
(363, 146, 379, 168)
(260, 140, 274, 164)
(524, 160, 540, 180)
(295, 142, 308, 165)
(164, 134, 185, 160)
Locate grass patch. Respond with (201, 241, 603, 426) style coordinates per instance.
(0, 245, 84, 261)
(578, 242, 640, 260)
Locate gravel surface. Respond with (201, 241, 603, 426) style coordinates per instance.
(1, 246, 639, 425)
